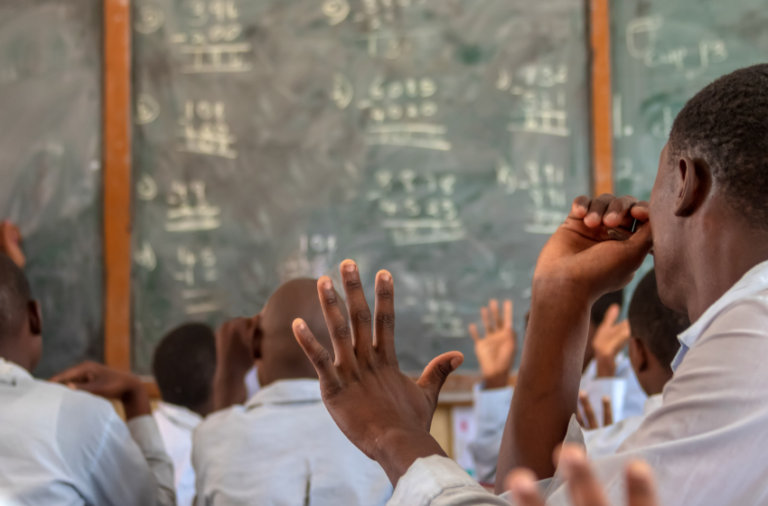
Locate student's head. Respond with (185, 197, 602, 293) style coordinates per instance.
(0, 253, 41, 372)
(650, 64, 768, 314)
(152, 323, 217, 417)
(254, 278, 343, 388)
(628, 269, 689, 396)
(582, 290, 624, 370)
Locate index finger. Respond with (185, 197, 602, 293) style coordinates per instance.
(579, 391, 598, 430)
(373, 270, 397, 364)
(317, 276, 357, 368)
(506, 469, 545, 506)
(626, 461, 659, 506)
(561, 445, 610, 506)
(50, 362, 95, 385)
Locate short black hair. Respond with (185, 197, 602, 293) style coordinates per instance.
(0, 253, 31, 343)
(590, 290, 624, 325)
(152, 323, 216, 411)
(628, 269, 689, 369)
(669, 64, 768, 227)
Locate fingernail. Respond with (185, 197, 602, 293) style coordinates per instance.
(608, 212, 618, 221)
(295, 320, 306, 331)
(344, 261, 356, 273)
(451, 356, 463, 369)
(323, 279, 333, 292)
(379, 271, 391, 282)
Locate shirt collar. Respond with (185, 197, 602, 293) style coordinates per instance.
(156, 401, 203, 430)
(643, 394, 663, 415)
(672, 259, 768, 371)
(0, 358, 32, 386)
(245, 379, 322, 409)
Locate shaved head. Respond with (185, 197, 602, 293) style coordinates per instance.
(257, 278, 346, 386)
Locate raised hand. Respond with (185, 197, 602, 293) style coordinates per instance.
(592, 304, 631, 377)
(499, 194, 653, 487)
(507, 445, 659, 506)
(213, 316, 259, 410)
(291, 260, 464, 484)
(0, 221, 25, 268)
(469, 299, 516, 389)
(51, 361, 150, 420)
(533, 195, 652, 299)
(576, 391, 613, 430)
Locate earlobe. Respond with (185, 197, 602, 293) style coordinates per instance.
(28, 300, 42, 336)
(674, 156, 710, 217)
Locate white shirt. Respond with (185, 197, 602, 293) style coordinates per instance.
(582, 394, 662, 460)
(0, 359, 175, 506)
(154, 402, 202, 506)
(387, 259, 768, 506)
(469, 355, 646, 484)
(193, 379, 392, 506)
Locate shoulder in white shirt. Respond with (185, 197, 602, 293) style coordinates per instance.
(0, 358, 174, 506)
(387, 259, 768, 506)
(154, 402, 202, 506)
(193, 378, 392, 506)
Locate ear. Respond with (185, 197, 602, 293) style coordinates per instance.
(251, 313, 263, 360)
(628, 336, 649, 373)
(674, 156, 710, 217)
(28, 300, 42, 336)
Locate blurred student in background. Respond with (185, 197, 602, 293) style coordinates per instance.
(0, 232, 175, 505)
(468, 291, 645, 484)
(192, 278, 392, 506)
(152, 323, 217, 506)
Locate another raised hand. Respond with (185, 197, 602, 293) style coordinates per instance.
(0, 221, 25, 268)
(498, 195, 652, 488)
(291, 260, 464, 485)
(470, 299, 516, 389)
(51, 361, 151, 420)
(507, 445, 659, 506)
(576, 391, 613, 430)
(213, 316, 259, 410)
(592, 304, 631, 378)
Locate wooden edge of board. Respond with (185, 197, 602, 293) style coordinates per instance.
(104, 0, 133, 372)
(590, 0, 613, 196)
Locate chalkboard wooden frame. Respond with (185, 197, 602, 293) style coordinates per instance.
(101, 0, 615, 391)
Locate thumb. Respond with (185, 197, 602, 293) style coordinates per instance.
(416, 351, 464, 405)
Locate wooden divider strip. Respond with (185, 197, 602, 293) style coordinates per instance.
(590, 0, 614, 196)
(103, 0, 132, 372)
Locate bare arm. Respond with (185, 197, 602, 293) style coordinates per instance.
(212, 316, 259, 411)
(495, 195, 652, 489)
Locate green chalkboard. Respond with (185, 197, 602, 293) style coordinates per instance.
(131, 0, 591, 374)
(611, 0, 768, 200)
(0, 0, 104, 378)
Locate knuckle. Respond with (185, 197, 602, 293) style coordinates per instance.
(344, 277, 363, 290)
(376, 284, 394, 300)
(376, 312, 395, 330)
(314, 350, 332, 369)
(334, 322, 352, 340)
(351, 309, 372, 324)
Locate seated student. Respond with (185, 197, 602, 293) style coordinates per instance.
(469, 294, 645, 484)
(0, 252, 175, 505)
(152, 323, 217, 506)
(192, 278, 392, 506)
(289, 64, 768, 505)
(579, 268, 689, 459)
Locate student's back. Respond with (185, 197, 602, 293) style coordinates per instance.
(0, 362, 157, 504)
(192, 278, 391, 506)
(194, 379, 391, 505)
(0, 251, 173, 505)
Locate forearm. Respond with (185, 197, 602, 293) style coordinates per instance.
(496, 280, 591, 488)
(213, 364, 249, 411)
(373, 428, 448, 486)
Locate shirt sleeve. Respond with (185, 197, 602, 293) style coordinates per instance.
(468, 385, 513, 484)
(387, 456, 508, 506)
(128, 415, 177, 506)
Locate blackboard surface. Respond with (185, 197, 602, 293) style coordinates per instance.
(0, 0, 104, 378)
(131, 0, 591, 374)
(611, 0, 768, 200)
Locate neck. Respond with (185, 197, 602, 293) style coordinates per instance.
(0, 345, 31, 373)
(685, 214, 768, 322)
